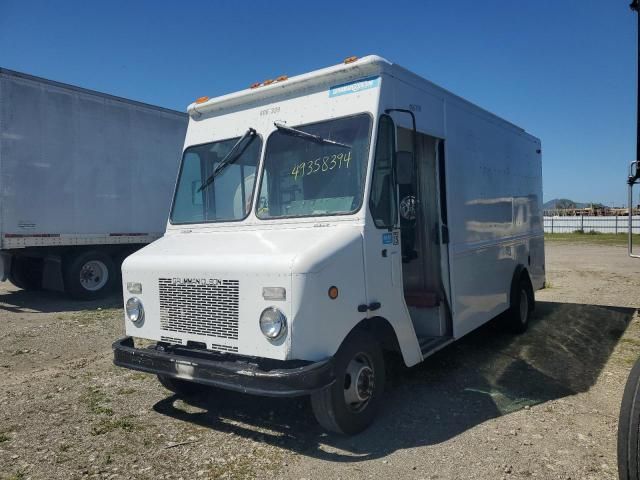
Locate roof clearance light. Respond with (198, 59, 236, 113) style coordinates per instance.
(344, 56, 358, 64)
(250, 82, 261, 89)
(263, 79, 274, 86)
(195, 96, 209, 104)
(276, 75, 288, 82)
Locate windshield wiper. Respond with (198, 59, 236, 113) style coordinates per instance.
(198, 128, 256, 192)
(274, 122, 351, 149)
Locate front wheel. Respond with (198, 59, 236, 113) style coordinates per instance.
(311, 330, 385, 435)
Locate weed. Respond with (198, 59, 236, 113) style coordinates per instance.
(91, 417, 138, 436)
(0, 432, 10, 443)
(81, 386, 114, 416)
(116, 387, 136, 395)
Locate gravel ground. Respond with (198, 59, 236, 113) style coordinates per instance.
(1, 241, 640, 480)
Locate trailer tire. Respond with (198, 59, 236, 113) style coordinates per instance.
(504, 272, 534, 334)
(63, 250, 117, 300)
(157, 375, 202, 397)
(311, 330, 385, 435)
(8, 256, 43, 291)
(618, 357, 640, 480)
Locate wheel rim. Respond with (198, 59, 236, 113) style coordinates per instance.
(343, 352, 375, 412)
(519, 288, 529, 325)
(79, 260, 109, 291)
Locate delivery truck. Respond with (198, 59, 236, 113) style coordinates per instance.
(113, 55, 545, 434)
(0, 68, 188, 299)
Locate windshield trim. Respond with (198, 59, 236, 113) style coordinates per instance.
(168, 133, 264, 226)
(254, 112, 373, 222)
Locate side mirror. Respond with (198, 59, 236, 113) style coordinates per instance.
(395, 151, 414, 185)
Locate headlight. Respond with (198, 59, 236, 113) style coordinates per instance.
(126, 297, 144, 325)
(259, 307, 287, 340)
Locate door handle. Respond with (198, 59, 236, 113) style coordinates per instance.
(358, 302, 381, 313)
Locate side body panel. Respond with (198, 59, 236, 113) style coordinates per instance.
(378, 66, 543, 340)
(0, 69, 188, 249)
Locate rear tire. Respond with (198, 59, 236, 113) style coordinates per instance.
(8, 256, 43, 291)
(311, 330, 385, 435)
(157, 375, 202, 397)
(504, 275, 534, 334)
(62, 250, 116, 300)
(618, 357, 640, 480)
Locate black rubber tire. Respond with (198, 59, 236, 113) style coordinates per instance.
(311, 330, 385, 435)
(618, 357, 640, 480)
(8, 256, 43, 291)
(62, 250, 117, 300)
(157, 375, 202, 397)
(503, 275, 534, 334)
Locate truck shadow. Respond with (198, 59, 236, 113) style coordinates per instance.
(0, 288, 121, 314)
(152, 300, 635, 462)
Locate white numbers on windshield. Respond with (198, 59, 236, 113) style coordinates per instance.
(291, 151, 351, 180)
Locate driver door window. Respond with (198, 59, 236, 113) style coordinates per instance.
(369, 115, 397, 228)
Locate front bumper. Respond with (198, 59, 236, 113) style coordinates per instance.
(112, 337, 335, 397)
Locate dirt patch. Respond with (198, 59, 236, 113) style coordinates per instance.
(1, 242, 639, 479)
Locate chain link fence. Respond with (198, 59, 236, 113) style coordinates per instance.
(544, 216, 640, 233)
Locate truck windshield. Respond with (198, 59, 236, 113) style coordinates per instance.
(256, 114, 372, 219)
(171, 134, 262, 224)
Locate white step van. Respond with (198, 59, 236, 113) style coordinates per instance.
(113, 55, 545, 434)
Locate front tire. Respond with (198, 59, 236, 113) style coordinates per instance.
(311, 330, 385, 435)
(157, 375, 202, 397)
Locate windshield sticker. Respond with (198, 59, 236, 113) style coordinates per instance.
(382, 233, 393, 245)
(329, 76, 380, 98)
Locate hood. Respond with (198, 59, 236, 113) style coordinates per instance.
(123, 224, 363, 276)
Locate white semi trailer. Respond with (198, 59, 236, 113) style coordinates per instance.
(0, 68, 188, 299)
(114, 55, 545, 434)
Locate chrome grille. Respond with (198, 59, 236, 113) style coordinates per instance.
(158, 278, 239, 340)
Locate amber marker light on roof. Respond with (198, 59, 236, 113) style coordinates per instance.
(263, 79, 275, 85)
(344, 56, 358, 64)
(195, 96, 209, 104)
(249, 82, 261, 89)
(276, 75, 288, 82)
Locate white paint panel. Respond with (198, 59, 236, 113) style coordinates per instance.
(0, 69, 187, 247)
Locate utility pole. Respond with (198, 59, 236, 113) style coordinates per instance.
(633, 1, 640, 165)
(629, 0, 640, 214)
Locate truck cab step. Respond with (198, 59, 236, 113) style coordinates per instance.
(418, 336, 454, 357)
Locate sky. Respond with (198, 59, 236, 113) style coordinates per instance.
(0, 0, 637, 206)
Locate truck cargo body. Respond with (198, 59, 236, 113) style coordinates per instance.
(0, 68, 188, 298)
